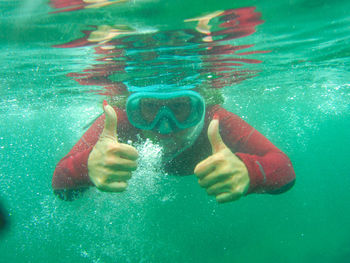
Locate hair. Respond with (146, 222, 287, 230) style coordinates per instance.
(108, 86, 224, 109)
(196, 86, 225, 106)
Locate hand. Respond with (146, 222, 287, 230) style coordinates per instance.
(194, 117, 250, 203)
(88, 101, 139, 192)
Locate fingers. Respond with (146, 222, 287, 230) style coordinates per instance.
(195, 154, 248, 203)
(104, 144, 139, 171)
(197, 171, 244, 203)
(198, 169, 240, 195)
(207, 118, 226, 154)
(206, 180, 231, 196)
(105, 170, 132, 183)
(97, 181, 128, 193)
(199, 174, 244, 203)
(216, 192, 242, 203)
(196, 171, 247, 203)
(107, 143, 139, 161)
(94, 169, 132, 192)
(102, 100, 118, 142)
(206, 176, 245, 197)
(194, 162, 214, 179)
(194, 154, 221, 179)
(197, 170, 231, 188)
(106, 157, 138, 171)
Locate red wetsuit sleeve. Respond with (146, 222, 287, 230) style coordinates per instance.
(52, 114, 105, 191)
(210, 105, 295, 194)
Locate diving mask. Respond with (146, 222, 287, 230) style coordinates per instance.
(126, 90, 205, 134)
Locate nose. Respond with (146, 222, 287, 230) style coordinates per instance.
(157, 118, 173, 134)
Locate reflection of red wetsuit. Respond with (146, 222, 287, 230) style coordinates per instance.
(52, 105, 295, 200)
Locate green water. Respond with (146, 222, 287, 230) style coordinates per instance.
(1, 0, 350, 262)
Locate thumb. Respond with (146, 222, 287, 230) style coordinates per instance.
(101, 100, 118, 141)
(208, 116, 226, 154)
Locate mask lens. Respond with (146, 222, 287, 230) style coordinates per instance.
(140, 98, 161, 124)
(165, 97, 191, 122)
(140, 97, 192, 124)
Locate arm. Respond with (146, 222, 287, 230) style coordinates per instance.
(52, 115, 104, 200)
(194, 105, 295, 203)
(215, 106, 296, 194)
(52, 105, 138, 201)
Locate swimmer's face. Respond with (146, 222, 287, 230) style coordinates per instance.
(126, 90, 205, 134)
(141, 126, 193, 143)
(141, 124, 199, 158)
(139, 99, 198, 152)
(126, 90, 205, 158)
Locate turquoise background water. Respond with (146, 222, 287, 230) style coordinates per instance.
(1, 0, 350, 262)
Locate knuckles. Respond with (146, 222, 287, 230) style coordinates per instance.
(198, 179, 206, 188)
(94, 176, 128, 192)
(206, 187, 216, 196)
(104, 156, 117, 166)
(129, 162, 138, 171)
(93, 176, 106, 189)
(211, 152, 226, 163)
(114, 182, 128, 192)
(106, 143, 121, 154)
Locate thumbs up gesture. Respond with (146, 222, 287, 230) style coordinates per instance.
(88, 101, 139, 192)
(194, 117, 250, 203)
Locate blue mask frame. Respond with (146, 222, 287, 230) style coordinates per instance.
(126, 90, 205, 133)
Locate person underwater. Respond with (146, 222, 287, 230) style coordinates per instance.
(52, 88, 295, 202)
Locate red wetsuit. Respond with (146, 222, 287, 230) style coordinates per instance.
(52, 105, 295, 200)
